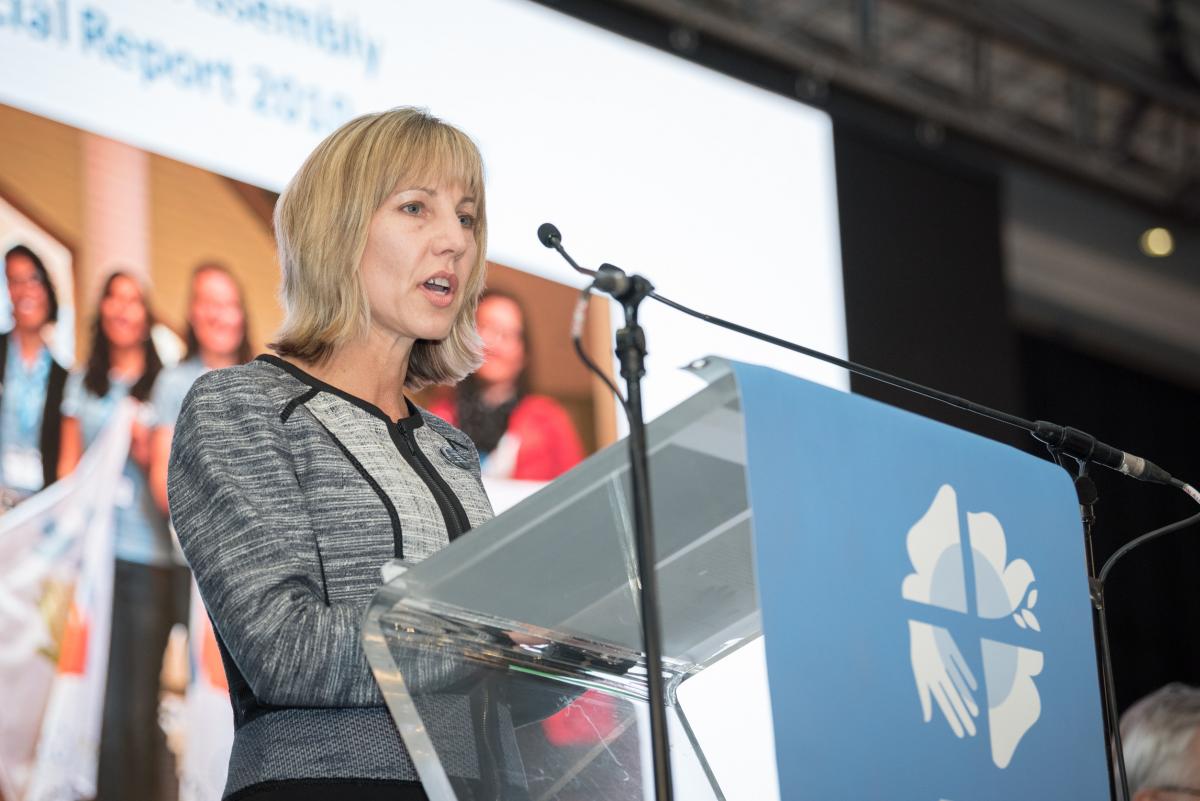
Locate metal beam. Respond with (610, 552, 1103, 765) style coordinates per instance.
(611, 0, 1200, 214)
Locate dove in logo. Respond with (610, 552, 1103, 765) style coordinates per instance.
(901, 484, 1044, 769)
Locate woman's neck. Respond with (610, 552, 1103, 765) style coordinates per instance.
(294, 333, 413, 421)
(480, 380, 517, 408)
(11, 328, 43, 365)
(109, 342, 146, 381)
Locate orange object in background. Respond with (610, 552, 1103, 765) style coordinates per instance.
(198, 612, 228, 692)
(56, 604, 89, 675)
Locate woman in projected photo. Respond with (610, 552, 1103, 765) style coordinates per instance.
(147, 262, 252, 782)
(167, 107, 500, 800)
(0, 244, 68, 508)
(430, 290, 583, 481)
(58, 270, 182, 801)
(149, 261, 252, 513)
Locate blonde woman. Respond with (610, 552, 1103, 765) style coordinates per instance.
(167, 108, 494, 801)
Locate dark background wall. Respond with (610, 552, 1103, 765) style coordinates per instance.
(833, 127, 1024, 449)
(1019, 334, 1200, 710)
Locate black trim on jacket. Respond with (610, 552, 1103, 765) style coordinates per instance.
(300, 405, 405, 561)
(257, 354, 423, 429)
(256, 354, 473, 543)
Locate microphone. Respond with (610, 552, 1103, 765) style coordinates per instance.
(537, 221, 595, 279)
(537, 222, 561, 249)
(1031, 422, 1174, 485)
(536, 223, 642, 299)
(540, 220, 643, 298)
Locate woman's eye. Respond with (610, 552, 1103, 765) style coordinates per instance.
(458, 213, 476, 229)
(400, 202, 423, 215)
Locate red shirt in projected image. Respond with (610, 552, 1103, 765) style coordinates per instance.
(429, 394, 584, 482)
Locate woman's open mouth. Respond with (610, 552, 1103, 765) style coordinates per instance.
(424, 276, 452, 295)
(420, 274, 456, 307)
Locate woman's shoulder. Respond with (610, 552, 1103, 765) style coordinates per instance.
(157, 357, 207, 385)
(181, 358, 311, 418)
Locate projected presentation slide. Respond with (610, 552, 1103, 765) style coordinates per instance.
(0, 0, 845, 420)
(0, 2, 846, 800)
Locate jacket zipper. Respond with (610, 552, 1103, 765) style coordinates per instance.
(391, 425, 470, 540)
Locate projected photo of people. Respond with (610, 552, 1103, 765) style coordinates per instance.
(429, 290, 584, 477)
(424, 263, 616, 510)
(0, 102, 274, 801)
(0, 244, 69, 510)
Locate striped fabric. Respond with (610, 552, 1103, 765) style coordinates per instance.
(168, 358, 495, 796)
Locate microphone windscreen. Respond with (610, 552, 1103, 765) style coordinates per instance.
(537, 222, 562, 248)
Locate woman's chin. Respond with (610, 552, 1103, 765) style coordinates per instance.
(475, 366, 517, 385)
(412, 321, 456, 343)
(198, 336, 242, 358)
(13, 314, 47, 332)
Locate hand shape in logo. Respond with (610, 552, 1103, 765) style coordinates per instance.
(908, 620, 979, 738)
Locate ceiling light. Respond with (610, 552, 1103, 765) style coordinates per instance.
(1139, 227, 1174, 257)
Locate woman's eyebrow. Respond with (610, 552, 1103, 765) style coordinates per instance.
(394, 186, 475, 203)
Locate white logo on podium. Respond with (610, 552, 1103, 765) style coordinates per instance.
(901, 485, 1043, 768)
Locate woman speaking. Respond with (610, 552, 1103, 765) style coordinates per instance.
(168, 108, 494, 800)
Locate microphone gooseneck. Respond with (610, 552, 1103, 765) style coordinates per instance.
(538, 221, 595, 279)
(537, 222, 1185, 490)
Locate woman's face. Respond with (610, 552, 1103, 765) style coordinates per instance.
(475, 295, 525, 388)
(358, 179, 478, 346)
(5, 253, 51, 333)
(100, 275, 149, 350)
(189, 269, 245, 359)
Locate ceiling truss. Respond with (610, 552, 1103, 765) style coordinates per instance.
(618, 0, 1200, 215)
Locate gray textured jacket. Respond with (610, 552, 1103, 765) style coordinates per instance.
(168, 355, 494, 797)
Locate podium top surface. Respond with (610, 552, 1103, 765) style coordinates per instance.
(375, 362, 756, 676)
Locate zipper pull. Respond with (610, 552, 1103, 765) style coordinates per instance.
(397, 425, 418, 455)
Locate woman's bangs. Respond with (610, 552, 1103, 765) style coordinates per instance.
(403, 127, 484, 200)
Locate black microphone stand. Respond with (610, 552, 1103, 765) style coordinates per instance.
(537, 225, 674, 801)
(611, 274, 675, 801)
(1048, 452, 1130, 801)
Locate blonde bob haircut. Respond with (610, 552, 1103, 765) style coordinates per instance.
(270, 106, 487, 389)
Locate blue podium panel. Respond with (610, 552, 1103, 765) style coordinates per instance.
(733, 362, 1109, 801)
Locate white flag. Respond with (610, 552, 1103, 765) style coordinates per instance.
(0, 401, 133, 801)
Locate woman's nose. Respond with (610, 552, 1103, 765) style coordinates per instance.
(432, 213, 470, 257)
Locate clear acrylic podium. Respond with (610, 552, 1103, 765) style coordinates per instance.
(362, 361, 763, 801)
